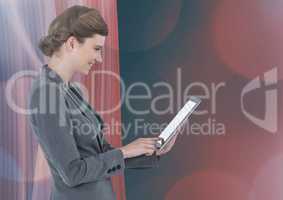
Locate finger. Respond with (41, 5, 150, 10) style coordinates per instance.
(156, 149, 165, 156)
(141, 137, 161, 142)
(144, 148, 155, 156)
(164, 141, 175, 152)
(142, 147, 156, 156)
(145, 148, 155, 154)
(167, 139, 176, 147)
(140, 139, 160, 146)
(142, 144, 157, 151)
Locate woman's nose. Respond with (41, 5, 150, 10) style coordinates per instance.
(95, 53, 103, 63)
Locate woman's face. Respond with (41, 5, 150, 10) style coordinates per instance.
(69, 34, 106, 75)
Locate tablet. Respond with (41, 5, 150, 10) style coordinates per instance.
(156, 96, 201, 151)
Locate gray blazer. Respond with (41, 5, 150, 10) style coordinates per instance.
(28, 65, 159, 200)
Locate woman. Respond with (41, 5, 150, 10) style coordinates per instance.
(28, 5, 176, 200)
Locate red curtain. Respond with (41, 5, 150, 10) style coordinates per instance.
(0, 0, 126, 199)
(82, 1, 126, 200)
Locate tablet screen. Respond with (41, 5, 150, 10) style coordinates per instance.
(156, 96, 201, 149)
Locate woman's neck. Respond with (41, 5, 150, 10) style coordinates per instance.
(48, 56, 74, 84)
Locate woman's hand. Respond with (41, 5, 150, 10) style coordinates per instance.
(156, 134, 178, 156)
(119, 137, 160, 159)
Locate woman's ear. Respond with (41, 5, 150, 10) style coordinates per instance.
(65, 36, 80, 52)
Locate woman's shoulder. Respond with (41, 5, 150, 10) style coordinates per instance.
(28, 67, 66, 111)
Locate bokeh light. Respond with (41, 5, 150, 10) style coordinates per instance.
(212, 0, 283, 80)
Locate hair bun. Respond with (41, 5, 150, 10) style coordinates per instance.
(38, 35, 56, 57)
(38, 31, 70, 57)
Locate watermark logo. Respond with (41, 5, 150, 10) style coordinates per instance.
(241, 67, 278, 133)
(5, 67, 228, 137)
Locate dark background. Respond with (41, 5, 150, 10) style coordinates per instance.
(118, 0, 283, 200)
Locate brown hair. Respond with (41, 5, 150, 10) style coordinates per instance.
(39, 5, 108, 57)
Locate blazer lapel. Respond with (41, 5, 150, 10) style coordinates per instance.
(63, 84, 105, 153)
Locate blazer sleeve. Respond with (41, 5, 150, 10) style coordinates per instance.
(28, 82, 126, 187)
(102, 138, 160, 169)
(71, 83, 160, 169)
